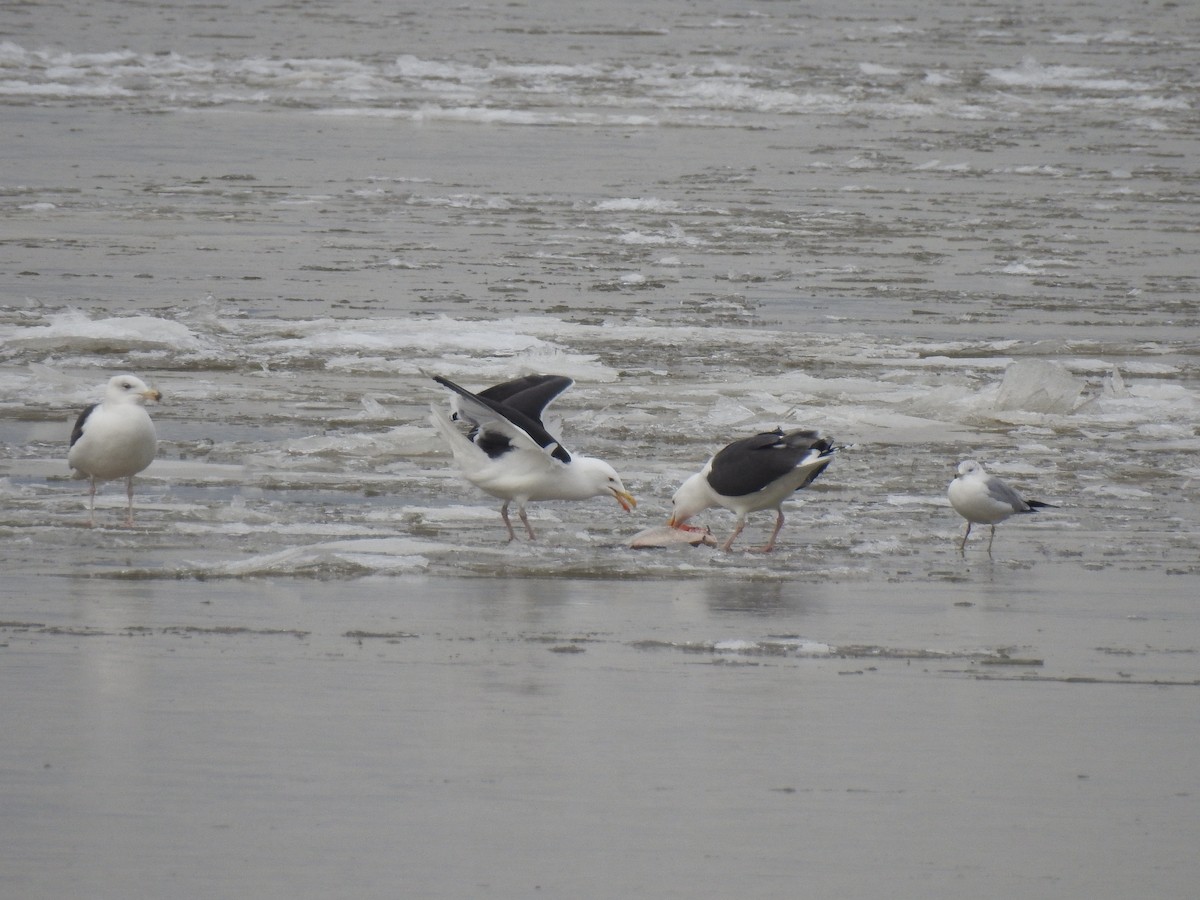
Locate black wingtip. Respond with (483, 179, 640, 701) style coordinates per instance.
(432, 375, 478, 405)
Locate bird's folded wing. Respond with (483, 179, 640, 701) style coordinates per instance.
(984, 476, 1030, 509)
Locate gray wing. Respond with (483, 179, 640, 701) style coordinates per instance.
(984, 474, 1032, 512)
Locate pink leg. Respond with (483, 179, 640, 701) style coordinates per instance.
(86, 477, 97, 527)
(720, 517, 746, 552)
(500, 502, 517, 542)
(518, 504, 536, 540)
(754, 511, 785, 553)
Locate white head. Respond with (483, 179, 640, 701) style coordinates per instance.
(571, 457, 636, 511)
(956, 459, 983, 478)
(668, 471, 712, 527)
(104, 374, 162, 406)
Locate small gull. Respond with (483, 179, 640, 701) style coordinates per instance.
(430, 374, 636, 541)
(948, 459, 1055, 553)
(68, 374, 162, 526)
(667, 428, 839, 552)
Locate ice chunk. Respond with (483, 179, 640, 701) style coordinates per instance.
(1102, 366, 1128, 398)
(994, 359, 1083, 414)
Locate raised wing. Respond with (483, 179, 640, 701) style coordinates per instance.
(433, 375, 572, 464)
(477, 374, 574, 426)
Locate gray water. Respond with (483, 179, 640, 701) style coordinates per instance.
(2, 1, 1198, 897)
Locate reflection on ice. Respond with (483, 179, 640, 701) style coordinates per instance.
(193, 537, 450, 578)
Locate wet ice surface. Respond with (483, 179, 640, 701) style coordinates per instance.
(3, 314, 1196, 585)
(3, 573, 1198, 899)
(2, 0, 1200, 897)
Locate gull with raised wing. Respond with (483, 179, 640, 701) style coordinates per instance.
(430, 374, 635, 541)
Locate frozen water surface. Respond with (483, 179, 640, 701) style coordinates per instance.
(1, 0, 1198, 898)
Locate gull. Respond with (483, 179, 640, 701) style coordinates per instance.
(948, 459, 1055, 553)
(667, 428, 839, 552)
(68, 374, 162, 526)
(430, 374, 636, 541)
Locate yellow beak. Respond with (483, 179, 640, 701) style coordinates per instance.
(612, 489, 637, 512)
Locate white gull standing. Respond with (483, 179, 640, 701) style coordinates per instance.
(948, 459, 1055, 553)
(668, 428, 839, 552)
(430, 374, 636, 541)
(68, 374, 162, 526)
